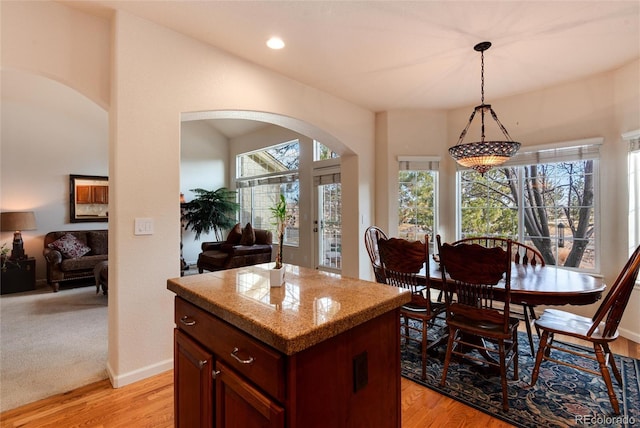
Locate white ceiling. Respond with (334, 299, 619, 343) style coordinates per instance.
(62, 1, 640, 136)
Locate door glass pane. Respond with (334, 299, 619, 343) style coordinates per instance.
(318, 183, 341, 271)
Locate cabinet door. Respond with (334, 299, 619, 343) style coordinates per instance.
(92, 186, 109, 204)
(76, 186, 92, 204)
(175, 329, 214, 428)
(215, 361, 284, 428)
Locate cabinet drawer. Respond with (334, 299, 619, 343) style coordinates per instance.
(175, 297, 285, 402)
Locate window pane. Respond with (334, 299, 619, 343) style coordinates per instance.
(398, 170, 436, 245)
(319, 183, 341, 269)
(314, 140, 339, 161)
(237, 140, 300, 247)
(458, 158, 598, 271)
(282, 182, 299, 246)
(460, 168, 517, 239)
(237, 140, 299, 178)
(239, 183, 299, 246)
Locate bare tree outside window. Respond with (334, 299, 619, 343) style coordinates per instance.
(460, 160, 596, 269)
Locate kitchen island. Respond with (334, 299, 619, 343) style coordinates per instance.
(167, 263, 411, 428)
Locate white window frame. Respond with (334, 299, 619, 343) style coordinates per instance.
(623, 130, 640, 257)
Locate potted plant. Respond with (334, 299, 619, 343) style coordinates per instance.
(181, 187, 240, 241)
(1, 243, 9, 272)
(269, 194, 287, 286)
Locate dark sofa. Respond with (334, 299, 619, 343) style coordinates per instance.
(197, 223, 273, 273)
(43, 230, 108, 292)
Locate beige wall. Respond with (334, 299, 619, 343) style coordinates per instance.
(0, 1, 111, 108)
(110, 9, 374, 385)
(180, 120, 229, 263)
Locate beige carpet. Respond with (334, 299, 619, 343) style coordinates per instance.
(0, 285, 108, 412)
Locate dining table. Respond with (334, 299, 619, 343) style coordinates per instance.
(421, 258, 606, 368)
(425, 258, 606, 307)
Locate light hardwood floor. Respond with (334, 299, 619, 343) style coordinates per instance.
(2, 335, 638, 428)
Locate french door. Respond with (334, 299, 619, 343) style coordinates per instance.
(314, 182, 342, 273)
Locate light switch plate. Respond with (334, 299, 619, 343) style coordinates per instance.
(134, 218, 154, 235)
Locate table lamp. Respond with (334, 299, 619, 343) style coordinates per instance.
(1, 211, 37, 259)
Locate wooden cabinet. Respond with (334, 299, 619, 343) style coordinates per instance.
(216, 360, 284, 428)
(76, 186, 92, 204)
(174, 296, 401, 428)
(92, 186, 109, 204)
(76, 185, 109, 204)
(174, 329, 213, 428)
(1, 257, 36, 295)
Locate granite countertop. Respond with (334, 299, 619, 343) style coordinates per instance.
(167, 263, 411, 355)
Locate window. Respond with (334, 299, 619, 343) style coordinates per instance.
(313, 140, 339, 161)
(625, 131, 640, 256)
(398, 157, 439, 248)
(236, 141, 300, 246)
(458, 141, 600, 271)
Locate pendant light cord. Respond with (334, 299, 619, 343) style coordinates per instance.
(480, 49, 486, 142)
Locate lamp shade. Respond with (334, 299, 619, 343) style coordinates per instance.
(1, 211, 37, 232)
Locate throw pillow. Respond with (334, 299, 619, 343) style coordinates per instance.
(225, 223, 242, 245)
(48, 233, 91, 259)
(239, 223, 255, 246)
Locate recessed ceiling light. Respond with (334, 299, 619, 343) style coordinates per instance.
(266, 37, 285, 50)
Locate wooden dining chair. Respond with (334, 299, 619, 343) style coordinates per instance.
(378, 235, 446, 380)
(364, 226, 388, 283)
(453, 236, 544, 356)
(530, 244, 640, 415)
(437, 235, 520, 411)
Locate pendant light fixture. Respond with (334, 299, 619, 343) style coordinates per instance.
(449, 41, 521, 175)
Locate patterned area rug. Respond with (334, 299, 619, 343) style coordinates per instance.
(400, 321, 640, 428)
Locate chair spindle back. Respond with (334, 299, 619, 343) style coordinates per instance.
(589, 244, 640, 338)
(437, 235, 513, 332)
(364, 226, 388, 283)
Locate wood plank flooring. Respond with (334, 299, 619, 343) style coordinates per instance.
(2, 335, 638, 428)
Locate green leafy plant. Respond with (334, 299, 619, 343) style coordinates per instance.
(1, 243, 9, 271)
(0, 243, 19, 271)
(181, 187, 240, 241)
(270, 194, 287, 269)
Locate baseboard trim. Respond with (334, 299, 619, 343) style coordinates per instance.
(619, 327, 640, 344)
(106, 358, 173, 388)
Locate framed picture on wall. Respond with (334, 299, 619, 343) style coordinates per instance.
(70, 174, 109, 223)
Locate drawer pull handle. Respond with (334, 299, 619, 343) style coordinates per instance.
(230, 347, 255, 365)
(180, 316, 196, 326)
(212, 370, 221, 379)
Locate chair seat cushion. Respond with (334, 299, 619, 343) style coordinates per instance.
(402, 301, 445, 315)
(535, 308, 615, 341)
(198, 251, 229, 267)
(448, 313, 519, 337)
(59, 254, 108, 272)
